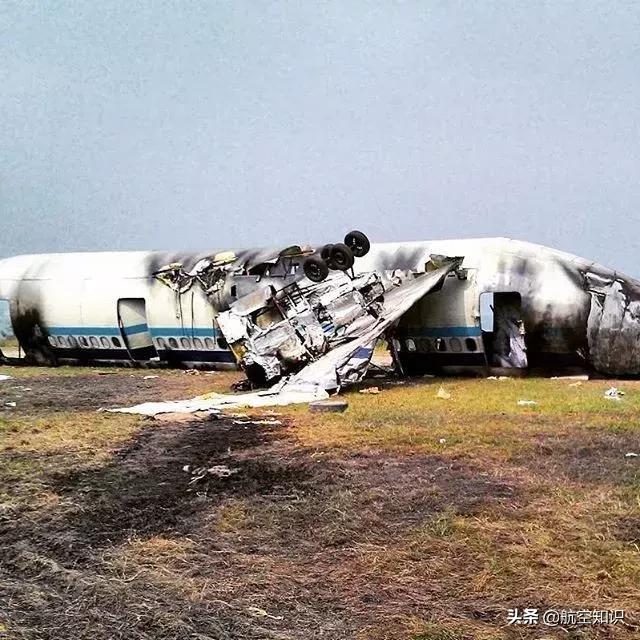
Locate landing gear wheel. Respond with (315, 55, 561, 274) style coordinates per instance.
(329, 243, 355, 271)
(320, 244, 333, 260)
(320, 244, 336, 269)
(344, 230, 370, 258)
(303, 256, 330, 282)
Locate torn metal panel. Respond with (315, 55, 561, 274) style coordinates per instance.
(108, 383, 329, 416)
(286, 261, 461, 391)
(585, 273, 640, 375)
(217, 270, 388, 384)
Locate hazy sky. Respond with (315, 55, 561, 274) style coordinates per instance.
(2, 2, 639, 275)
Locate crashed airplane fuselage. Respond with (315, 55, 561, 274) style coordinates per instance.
(1, 237, 639, 380)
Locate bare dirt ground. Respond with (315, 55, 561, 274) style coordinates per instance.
(0, 367, 639, 639)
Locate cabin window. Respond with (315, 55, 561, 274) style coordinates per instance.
(450, 337, 462, 353)
(112, 336, 122, 348)
(180, 338, 191, 349)
(79, 337, 89, 348)
(435, 338, 447, 352)
(204, 337, 215, 350)
(156, 338, 167, 349)
(217, 336, 228, 349)
(405, 338, 416, 352)
(100, 337, 110, 348)
(48, 336, 57, 347)
(168, 338, 178, 349)
(193, 337, 203, 350)
(90, 337, 99, 348)
(68, 336, 78, 348)
(465, 338, 478, 352)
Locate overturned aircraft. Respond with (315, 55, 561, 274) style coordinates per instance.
(1, 233, 639, 391)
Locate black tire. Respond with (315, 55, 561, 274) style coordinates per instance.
(329, 243, 355, 271)
(320, 244, 336, 269)
(303, 256, 330, 282)
(344, 230, 370, 258)
(320, 244, 333, 260)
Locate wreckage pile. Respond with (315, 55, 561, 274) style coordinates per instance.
(114, 239, 464, 415)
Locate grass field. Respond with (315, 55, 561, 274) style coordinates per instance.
(0, 367, 638, 639)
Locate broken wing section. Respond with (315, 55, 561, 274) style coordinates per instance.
(285, 261, 463, 392)
(585, 273, 640, 375)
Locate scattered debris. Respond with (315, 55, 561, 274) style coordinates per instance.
(550, 374, 590, 381)
(309, 399, 349, 413)
(109, 384, 329, 415)
(232, 418, 282, 425)
(625, 452, 638, 458)
(246, 606, 283, 621)
(97, 371, 117, 375)
(0, 374, 13, 382)
(438, 438, 447, 444)
(517, 400, 538, 406)
(604, 387, 625, 400)
(359, 386, 380, 394)
(142, 375, 159, 380)
(185, 464, 240, 483)
(487, 376, 510, 381)
(436, 386, 451, 399)
(4, 401, 16, 408)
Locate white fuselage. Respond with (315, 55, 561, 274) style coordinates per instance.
(0, 238, 638, 375)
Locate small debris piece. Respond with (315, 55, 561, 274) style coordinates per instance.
(438, 438, 447, 444)
(517, 400, 538, 406)
(246, 606, 283, 621)
(436, 386, 451, 399)
(207, 465, 240, 478)
(0, 375, 13, 382)
(143, 375, 159, 380)
(188, 464, 240, 483)
(551, 374, 590, 381)
(487, 376, 510, 381)
(97, 371, 117, 375)
(568, 381, 583, 387)
(359, 386, 380, 394)
(232, 419, 282, 425)
(4, 401, 16, 408)
(309, 399, 349, 413)
(625, 452, 638, 458)
(604, 387, 624, 400)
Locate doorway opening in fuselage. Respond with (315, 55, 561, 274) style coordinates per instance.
(117, 298, 158, 362)
(480, 292, 528, 370)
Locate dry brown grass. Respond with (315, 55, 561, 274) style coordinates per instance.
(0, 368, 638, 639)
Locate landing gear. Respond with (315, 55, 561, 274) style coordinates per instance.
(344, 230, 370, 258)
(302, 231, 370, 282)
(329, 243, 355, 271)
(303, 256, 330, 282)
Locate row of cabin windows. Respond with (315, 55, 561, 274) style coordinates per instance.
(154, 337, 227, 351)
(48, 335, 227, 350)
(403, 336, 479, 353)
(49, 335, 122, 349)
